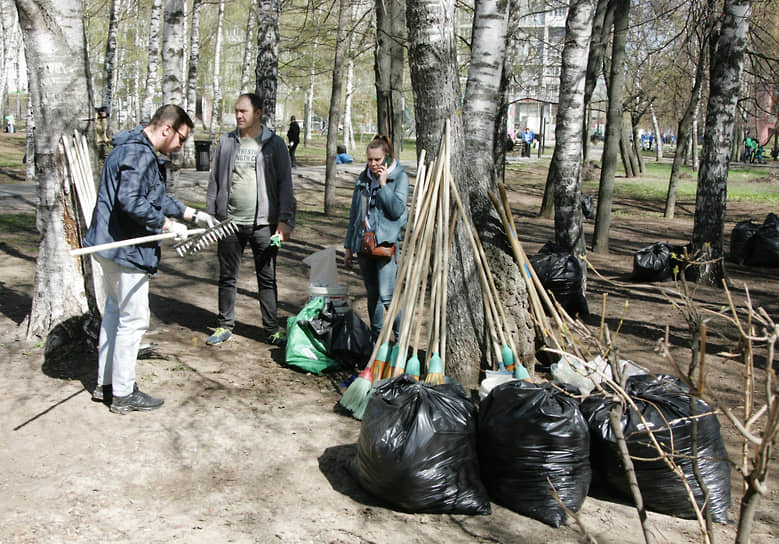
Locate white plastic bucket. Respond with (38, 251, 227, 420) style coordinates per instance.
(309, 284, 348, 314)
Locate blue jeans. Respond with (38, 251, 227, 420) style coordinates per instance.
(95, 256, 150, 397)
(217, 224, 279, 332)
(358, 254, 401, 341)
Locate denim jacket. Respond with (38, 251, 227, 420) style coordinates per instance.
(344, 160, 409, 253)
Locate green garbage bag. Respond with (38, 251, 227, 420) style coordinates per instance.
(285, 297, 339, 374)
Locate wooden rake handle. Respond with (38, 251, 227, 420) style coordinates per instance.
(70, 228, 206, 257)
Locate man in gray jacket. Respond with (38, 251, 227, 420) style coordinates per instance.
(205, 93, 296, 346)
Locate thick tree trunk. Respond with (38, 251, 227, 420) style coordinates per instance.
(256, 0, 280, 128)
(208, 0, 224, 141)
(692, 0, 751, 286)
(323, 0, 348, 215)
(102, 0, 120, 134)
(592, 0, 629, 254)
(141, 0, 163, 124)
(15, 0, 93, 342)
(549, 0, 595, 258)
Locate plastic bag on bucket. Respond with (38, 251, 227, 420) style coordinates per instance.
(478, 380, 591, 527)
(580, 374, 731, 522)
(353, 375, 491, 515)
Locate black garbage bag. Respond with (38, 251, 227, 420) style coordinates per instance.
(353, 375, 491, 515)
(530, 242, 589, 316)
(297, 300, 339, 352)
(744, 213, 779, 267)
(632, 242, 674, 282)
(581, 194, 596, 219)
(478, 381, 591, 527)
(331, 310, 373, 368)
(580, 374, 731, 522)
(731, 220, 761, 264)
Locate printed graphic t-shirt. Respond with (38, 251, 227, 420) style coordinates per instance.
(228, 136, 260, 225)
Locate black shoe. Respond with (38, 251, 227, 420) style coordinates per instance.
(92, 384, 112, 402)
(110, 384, 164, 414)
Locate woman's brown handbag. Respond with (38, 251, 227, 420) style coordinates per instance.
(360, 230, 396, 259)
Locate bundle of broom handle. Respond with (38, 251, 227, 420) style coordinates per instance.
(447, 176, 516, 370)
(364, 150, 428, 375)
(489, 184, 566, 351)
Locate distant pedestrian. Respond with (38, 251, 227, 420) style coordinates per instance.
(287, 115, 300, 168)
(521, 127, 534, 158)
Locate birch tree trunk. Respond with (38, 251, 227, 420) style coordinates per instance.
(256, 0, 280, 128)
(162, 0, 186, 180)
(184, 0, 202, 167)
(102, 0, 120, 134)
(15, 0, 93, 342)
(592, 0, 629, 254)
(304, 27, 318, 146)
(389, 1, 406, 147)
(141, 0, 163, 124)
(548, 0, 595, 258)
(240, 0, 258, 93)
(651, 104, 662, 161)
(0, 0, 8, 123)
(692, 0, 751, 286)
(162, 0, 185, 105)
(208, 0, 224, 141)
(323, 0, 348, 215)
(409, 0, 534, 386)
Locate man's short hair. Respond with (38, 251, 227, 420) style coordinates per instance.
(149, 104, 194, 131)
(239, 93, 263, 112)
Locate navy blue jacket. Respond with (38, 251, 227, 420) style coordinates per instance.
(84, 126, 186, 273)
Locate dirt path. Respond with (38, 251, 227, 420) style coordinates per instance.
(0, 162, 776, 543)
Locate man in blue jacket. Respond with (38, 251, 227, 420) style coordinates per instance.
(205, 93, 296, 347)
(85, 104, 215, 414)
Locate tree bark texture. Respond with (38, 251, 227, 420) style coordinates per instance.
(692, 0, 751, 286)
(162, 0, 186, 105)
(240, 0, 258, 93)
(208, 0, 224, 141)
(592, 0, 629, 254)
(184, 0, 202, 166)
(15, 0, 92, 341)
(582, 0, 613, 162)
(665, 45, 708, 219)
(102, 0, 120, 134)
(409, 0, 534, 386)
(256, 0, 280, 128)
(141, 0, 163, 124)
(549, 0, 595, 257)
(323, 0, 348, 215)
(375, 0, 405, 146)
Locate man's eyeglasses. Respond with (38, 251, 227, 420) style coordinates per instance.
(168, 124, 188, 144)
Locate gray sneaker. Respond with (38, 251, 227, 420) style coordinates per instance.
(110, 384, 164, 414)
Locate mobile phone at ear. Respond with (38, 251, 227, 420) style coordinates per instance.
(384, 155, 392, 166)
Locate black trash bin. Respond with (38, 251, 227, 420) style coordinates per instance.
(194, 140, 211, 171)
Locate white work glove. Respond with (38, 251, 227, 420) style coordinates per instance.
(193, 210, 216, 228)
(165, 220, 189, 241)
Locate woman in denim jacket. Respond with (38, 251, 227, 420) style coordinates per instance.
(344, 136, 409, 341)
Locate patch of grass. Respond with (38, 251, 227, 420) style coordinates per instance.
(0, 213, 36, 234)
(0, 132, 27, 171)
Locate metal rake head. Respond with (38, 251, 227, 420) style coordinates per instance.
(174, 219, 238, 256)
